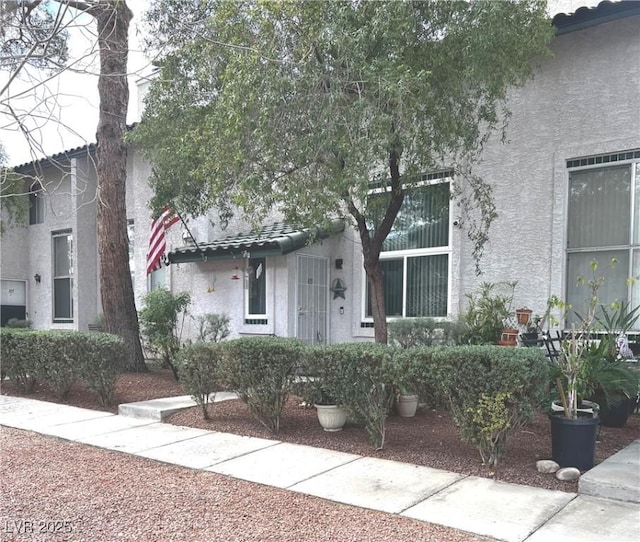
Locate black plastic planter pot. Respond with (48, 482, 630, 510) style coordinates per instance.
(590, 393, 633, 428)
(600, 398, 633, 428)
(549, 413, 600, 471)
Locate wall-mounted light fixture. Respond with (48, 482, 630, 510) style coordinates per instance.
(335, 258, 343, 270)
(230, 266, 240, 280)
(34, 273, 41, 284)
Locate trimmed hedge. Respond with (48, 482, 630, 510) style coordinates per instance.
(1, 329, 39, 392)
(0, 329, 127, 406)
(218, 337, 303, 432)
(388, 318, 469, 348)
(411, 345, 548, 467)
(303, 343, 395, 450)
(177, 342, 225, 419)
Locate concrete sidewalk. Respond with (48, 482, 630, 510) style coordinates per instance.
(1, 394, 638, 542)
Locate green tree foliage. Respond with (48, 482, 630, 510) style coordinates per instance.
(133, 0, 553, 342)
(0, 143, 28, 233)
(1, 1, 147, 372)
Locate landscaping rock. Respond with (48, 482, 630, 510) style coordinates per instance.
(536, 460, 560, 474)
(555, 467, 581, 481)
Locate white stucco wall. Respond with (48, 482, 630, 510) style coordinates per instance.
(456, 14, 640, 320)
(5, 12, 638, 344)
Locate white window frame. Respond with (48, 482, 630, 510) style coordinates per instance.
(52, 230, 73, 322)
(29, 182, 44, 225)
(565, 152, 640, 323)
(127, 219, 135, 290)
(244, 257, 268, 323)
(362, 174, 453, 322)
(148, 266, 166, 292)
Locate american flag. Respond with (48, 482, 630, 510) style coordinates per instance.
(146, 206, 180, 275)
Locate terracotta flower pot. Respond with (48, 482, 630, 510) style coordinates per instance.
(515, 308, 533, 326)
(498, 328, 519, 347)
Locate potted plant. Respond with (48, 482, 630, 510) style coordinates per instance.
(395, 387, 419, 417)
(462, 281, 516, 345)
(546, 260, 632, 470)
(387, 319, 424, 417)
(515, 307, 533, 326)
(314, 391, 348, 432)
(586, 302, 640, 427)
(303, 371, 348, 432)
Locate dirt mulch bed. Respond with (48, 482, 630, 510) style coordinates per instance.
(3, 367, 639, 494)
(0, 366, 185, 414)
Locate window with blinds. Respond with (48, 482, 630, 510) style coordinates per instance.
(566, 155, 640, 326)
(365, 179, 451, 320)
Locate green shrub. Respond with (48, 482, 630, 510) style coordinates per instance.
(388, 318, 469, 348)
(37, 332, 80, 398)
(178, 342, 225, 419)
(0, 330, 125, 405)
(461, 282, 516, 344)
(0, 329, 38, 392)
(6, 318, 31, 328)
(430, 345, 548, 467)
(303, 343, 395, 450)
(80, 333, 127, 406)
(218, 337, 302, 432)
(395, 347, 449, 408)
(195, 313, 230, 343)
(139, 289, 191, 379)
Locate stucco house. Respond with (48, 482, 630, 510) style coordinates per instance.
(1, 1, 639, 343)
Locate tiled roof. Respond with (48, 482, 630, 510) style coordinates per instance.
(168, 219, 345, 264)
(552, 0, 640, 34)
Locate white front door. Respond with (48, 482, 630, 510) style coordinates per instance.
(296, 255, 329, 344)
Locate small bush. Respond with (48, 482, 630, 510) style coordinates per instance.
(0, 329, 38, 392)
(0, 330, 125, 405)
(218, 337, 302, 432)
(37, 332, 80, 398)
(303, 343, 395, 450)
(139, 289, 191, 379)
(178, 342, 225, 419)
(461, 282, 516, 344)
(388, 318, 469, 349)
(6, 318, 31, 329)
(430, 345, 548, 467)
(196, 313, 230, 343)
(80, 333, 127, 406)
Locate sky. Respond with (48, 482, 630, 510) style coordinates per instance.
(0, 0, 152, 167)
(0, 0, 603, 168)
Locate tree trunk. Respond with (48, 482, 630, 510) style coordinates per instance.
(94, 1, 146, 372)
(364, 258, 388, 344)
(349, 149, 405, 345)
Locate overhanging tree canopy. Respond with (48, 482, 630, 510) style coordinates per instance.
(133, 0, 553, 343)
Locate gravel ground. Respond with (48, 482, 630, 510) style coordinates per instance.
(0, 427, 490, 542)
(3, 367, 639, 495)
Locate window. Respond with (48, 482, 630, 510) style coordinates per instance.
(52, 230, 73, 321)
(29, 182, 44, 225)
(365, 177, 451, 319)
(245, 257, 267, 324)
(566, 153, 640, 326)
(149, 267, 166, 291)
(127, 219, 135, 289)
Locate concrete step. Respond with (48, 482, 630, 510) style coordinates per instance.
(578, 439, 640, 503)
(118, 391, 238, 421)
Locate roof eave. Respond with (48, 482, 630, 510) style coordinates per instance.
(167, 219, 345, 264)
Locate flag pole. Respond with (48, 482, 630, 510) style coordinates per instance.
(174, 209, 207, 261)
